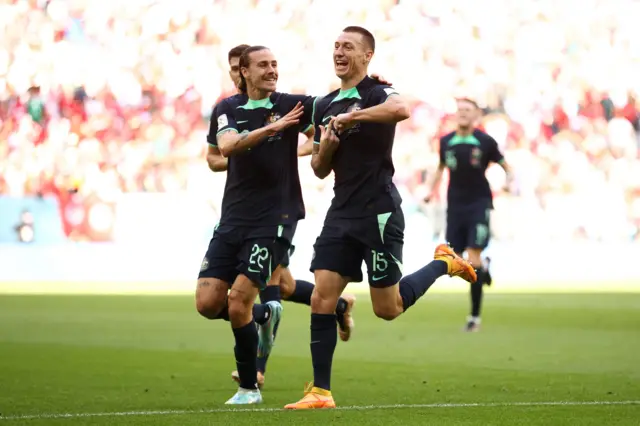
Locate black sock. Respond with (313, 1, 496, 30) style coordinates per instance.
(252, 304, 271, 326)
(256, 318, 281, 373)
(286, 280, 314, 305)
(232, 321, 259, 390)
(310, 313, 337, 391)
(335, 297, 348, 316)
(399, 260, 448, 311)
(260, 285, 281, 304)
(483, 267, 492, 286)
(470, 270, 484, 317)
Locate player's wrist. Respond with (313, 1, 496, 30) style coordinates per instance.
(346, 111, 360, 124)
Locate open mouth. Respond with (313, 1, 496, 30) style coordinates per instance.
(263, 76, 277, 84)
(335, 59, 348, 72)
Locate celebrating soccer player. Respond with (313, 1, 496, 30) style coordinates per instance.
(284, 27, 478, 410)
(424, 97, 513, 332)
(198, 45, 317, 404)
(198, 45, 358, 393)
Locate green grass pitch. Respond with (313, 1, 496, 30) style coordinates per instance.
(0, 292, 639, 425)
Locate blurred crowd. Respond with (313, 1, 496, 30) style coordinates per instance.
(1, 0, 639, 242)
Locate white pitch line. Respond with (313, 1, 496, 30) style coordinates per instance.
(0, 400, 638, 421)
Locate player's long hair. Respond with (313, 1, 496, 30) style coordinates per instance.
(238, 45, 269, 94)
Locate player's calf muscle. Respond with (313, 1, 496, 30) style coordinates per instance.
(277, 268, 296, 298)
(466, 248, 482, 267)
(370, 286, 403, 321)
(311, 270, 346, 314)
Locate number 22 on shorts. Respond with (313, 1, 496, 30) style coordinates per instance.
(248, 244, 269, 273)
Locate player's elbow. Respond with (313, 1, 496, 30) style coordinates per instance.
(312, 164, 330, 179)
(218, 144, 232, 158)
(394, 102, 411, 121)
(387, 97, 411, 122)
(207, 157, 226, 172)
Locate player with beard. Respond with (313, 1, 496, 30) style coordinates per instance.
(199, 45, 357, 391)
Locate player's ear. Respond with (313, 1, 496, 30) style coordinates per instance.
(364, 50, 373, 64)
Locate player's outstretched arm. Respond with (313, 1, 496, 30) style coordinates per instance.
(297, 126, 315, 157)
(218, 102, 304, 157)
(333, 94, 410, 134)
(311, 120, 339, 179)
(206, 145, 228, 172)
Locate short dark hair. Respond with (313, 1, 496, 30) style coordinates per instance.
(343, 26, 375, 52)
(238, 45, 270, 93)
(456, 97, 479, 109)
(228, 44, 250, 63)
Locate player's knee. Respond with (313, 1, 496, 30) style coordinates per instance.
(310, 286, 338, 313)
(226, 290, 251, 322)
(372, 304, 401, 321)
(195, 279, 227, 319)
(276, 268, 295, 299)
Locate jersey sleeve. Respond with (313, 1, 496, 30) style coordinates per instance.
(207, 100, 238, 147)
(283, 94, 316, 133)
(312, 97, 324, 145)
(300, 96, 316, 133)
(485, 134, 505, 164)
(439, 138, 446, 165)
(367, 85, 400, 107)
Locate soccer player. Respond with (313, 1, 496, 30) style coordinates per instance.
(199, 45, 316, 404)
(201, 45, 357, 390)
(424, 97, 513, 332)
(284, 27, 478, 410)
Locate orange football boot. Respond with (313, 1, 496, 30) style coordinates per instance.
(434, 244, 477, 283)
(284, 382, 336, 410)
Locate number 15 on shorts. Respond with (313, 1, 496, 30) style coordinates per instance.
(371, 250, 388, 282)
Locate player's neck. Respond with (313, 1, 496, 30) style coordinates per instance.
(246, 86, 272, 100)
(340, 71, 367, 91)
(456, 127, 474, 137)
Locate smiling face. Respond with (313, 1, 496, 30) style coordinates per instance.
(333, 31, 373, 80)
(241, 49, 278, 93)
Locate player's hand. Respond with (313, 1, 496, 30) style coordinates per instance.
(332, 112, 357, 135)
(423, 188, 436, 203)
(268, 102, 304, 134)
(503, 172, 514, 193)
(319, 120, 339, 151)
(370, 73, 392, 85)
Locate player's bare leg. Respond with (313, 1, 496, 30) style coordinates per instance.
(279, 267, 356, 341)
(225, 275, 263, 405)
(284, 270, 347, 409)
(195, 278, 230, 319)
(369, 244, 476, 321)
(465, 247, 486, 332)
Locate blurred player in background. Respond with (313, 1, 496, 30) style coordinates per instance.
(202, 44, 356, 390)
(424, 98, 513, 332)
(285, 27, 477, 410)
